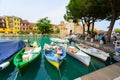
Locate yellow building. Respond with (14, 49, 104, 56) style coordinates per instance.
(5, 16, 21, 34)
(59, 19, 92, 37)
(51, 24, 59, 33)
(29, 23, 38, 33)
(59, 21, 68, 37)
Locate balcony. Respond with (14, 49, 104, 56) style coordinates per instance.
(0, 19, 5, 22)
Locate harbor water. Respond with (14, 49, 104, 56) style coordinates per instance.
(0, 36, 112, 80)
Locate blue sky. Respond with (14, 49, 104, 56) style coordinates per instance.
(0, 0, 119, 31)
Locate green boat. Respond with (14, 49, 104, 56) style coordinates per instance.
(13, 42, 41, 74)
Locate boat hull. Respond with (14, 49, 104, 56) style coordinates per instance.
(13, 47, 41, 74)
(68, 51, 91, 67)
(76, 43, 109, 62)
(46, 58, 63, 69)
(43, 43, 66, 69)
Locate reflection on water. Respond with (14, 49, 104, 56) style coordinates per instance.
(0, 36, 113, 80)
(16, 54, 42, 80)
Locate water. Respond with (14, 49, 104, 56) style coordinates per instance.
(0, 36, 111, 80)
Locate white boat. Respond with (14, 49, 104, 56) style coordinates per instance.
(0, 57, 12, 70)
(60, 44, 91, 66)
(76, 43, 110, 62)
(50, 37, 69, 43)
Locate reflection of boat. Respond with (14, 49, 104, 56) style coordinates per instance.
(65, 44, 91, 66)
(13, 42, 41, 73)
(43, 43, 66, 69)
(76, 43, 109, 61)
(0, 40, 25, 71)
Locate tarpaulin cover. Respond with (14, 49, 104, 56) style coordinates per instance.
(0, 40, 25, 64)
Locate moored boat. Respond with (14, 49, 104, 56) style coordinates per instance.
(13, 41, 41, 73)
(43, 43, 66, 69)
(76, 43, 110, 62)
(64, 44, 91, 66)
(0, 40, 25, 71)
(50, 37, 68, 43)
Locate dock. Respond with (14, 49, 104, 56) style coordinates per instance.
(75, 62, 120, 80)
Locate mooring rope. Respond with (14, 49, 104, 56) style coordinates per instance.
(58, 67, 62, 80)
(91, 61, 96, 70)
(13, 71, 19, 80)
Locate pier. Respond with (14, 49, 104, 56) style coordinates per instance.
(75, 62, 120, 80)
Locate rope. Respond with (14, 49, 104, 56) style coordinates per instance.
(58, 67, 62, 80)
(13, 71, 19, 80)
(91, 61, 96, 70)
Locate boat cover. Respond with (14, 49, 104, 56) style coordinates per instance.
(0, 40, 25, 64)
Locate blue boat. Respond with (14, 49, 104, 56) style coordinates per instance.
(0, 40, 25, 71)
(43, 43, 66, 69)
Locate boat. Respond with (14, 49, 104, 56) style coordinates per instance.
(60, 43, 91, 66)
(76, 43, 110, 62)
(50, 37, 69, 43)
(0, 40, 25, 71)
(13, 41, 41, 73)
(43, 43, 66, 69)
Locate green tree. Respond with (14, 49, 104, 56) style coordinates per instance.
(114, 28, 120, 34)
(37, 17, 52, 34)
(66, 0, 120, 41)
(66, 0, 109, 37)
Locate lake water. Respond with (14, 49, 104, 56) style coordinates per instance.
(0, 36, 112, 80)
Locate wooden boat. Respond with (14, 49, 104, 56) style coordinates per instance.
(61, 43, 91, 66)
(50, 37, 68, 43)
(76, 43, 110, 62)
(43, 43, 66, 69)
(13, 41, 41, 72)
(0, 40, 25, 71)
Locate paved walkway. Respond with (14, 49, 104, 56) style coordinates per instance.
(75, 62, 120, 80)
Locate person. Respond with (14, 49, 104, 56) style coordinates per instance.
(113, 32, 117, 41)
(70, 30, 72, 35)
(68, 30, 73, 44)
(102, 34, 106, 44)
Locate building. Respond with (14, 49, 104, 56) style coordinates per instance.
(0, 16, 6, 33)
(59, 19, 92, 37)
(20, 20, 29, 32)
(59, 21, 68, 36)
(52, 24, 59, 33)
(5, 16, 21, 34)
(29, 22, 38, 33)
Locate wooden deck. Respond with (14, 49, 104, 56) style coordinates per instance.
(75, 62, 120, 80)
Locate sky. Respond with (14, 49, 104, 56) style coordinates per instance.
(0, 0, 119, 31)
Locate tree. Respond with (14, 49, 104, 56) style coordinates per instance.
(107, 0, 120, 42)
(37, 17, 53, 34)
(65, 0, 120, 41)
(114, 28, 120, 34)
(65, 0, 109, 37)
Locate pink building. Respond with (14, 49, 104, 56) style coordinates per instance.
(20, 20, 29, 32)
